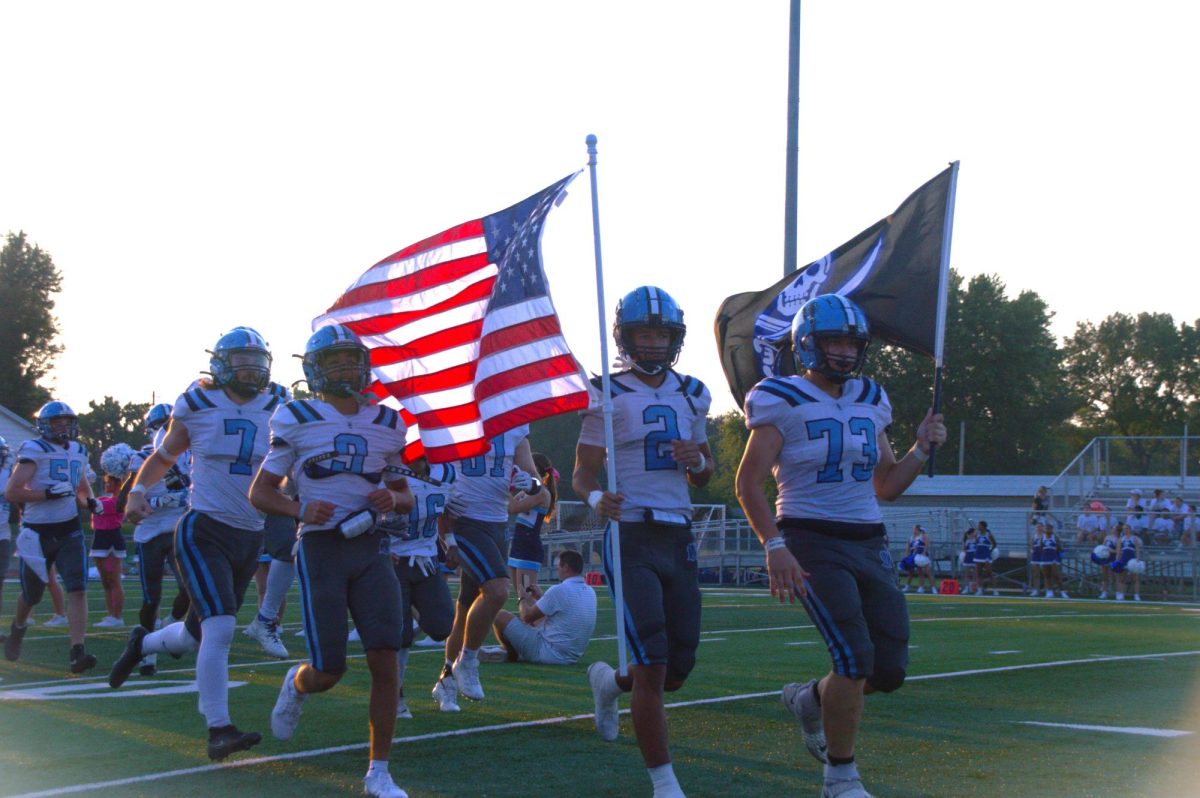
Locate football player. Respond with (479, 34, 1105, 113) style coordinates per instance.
(433, 423, 538, 707)
(249, 324, 414, 798)
(116, 402, 192, 676)
(578, 286, 713, 798)
(0, 436, 14, 642)
(3, 402, 103, 672)
(108, 327, 281, 761)
(736, 294, 946, 798)
(379, 457, 457, 717)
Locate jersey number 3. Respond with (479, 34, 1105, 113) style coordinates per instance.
(805, 417, 878, 483)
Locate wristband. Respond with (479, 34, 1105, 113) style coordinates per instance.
(130, 484, 148, 495)
(687, 452, 707, 475)
(587, 490, 604, 510)
(911, 445, 930, 463)
(442, 532, 457, 548)
(764, 536, 788, 552)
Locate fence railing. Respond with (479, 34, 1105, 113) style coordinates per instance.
(1046, 435, 1200, 513)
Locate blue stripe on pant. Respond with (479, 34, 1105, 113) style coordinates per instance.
(801, 579, 859, 678)
(601, 523, 650, 665)
(176, 513, 221, 617)
(296, 539, 323, 672)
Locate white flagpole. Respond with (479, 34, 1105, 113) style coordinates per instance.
(926, 160, 960, 477)
(585, 134, 629, 676)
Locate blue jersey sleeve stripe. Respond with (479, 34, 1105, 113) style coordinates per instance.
(192, 389, 217, 409)
(285, 402, 309, 424)
(296, 400, 323, 422)
(182, 391, 201, 412)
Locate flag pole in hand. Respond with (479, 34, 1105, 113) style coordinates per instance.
(926, 160, 960, 477)
(586, 134, 629, 676)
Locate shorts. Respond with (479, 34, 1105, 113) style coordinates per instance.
(601, 521, 700, 683)
(393, 555, 454, 648)
(19, 520, 88, 603)
(90, 528, 128, 558)
(297, 530, 402, 673)
(453, 516, 509, 586)
(785, 528, 910, 690)
(507, 523, 544, 571)
(137, 532, 178, 606)
(174, 510, 262, 621)
(261, 513, 298, 563)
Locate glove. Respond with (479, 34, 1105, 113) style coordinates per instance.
(509, 468, 534, 493)
(149, 491, 185, 510)
(88, 497, 104, 515)
(44, 482, 74, 500)
(409, 555, 437, 578)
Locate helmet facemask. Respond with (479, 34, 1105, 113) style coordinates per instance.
(305, 343, 371, 398)
(210, 348, 273, 397)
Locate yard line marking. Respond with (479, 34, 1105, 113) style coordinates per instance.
(1016, 721, 1193, 738)
(990, 650, 1021, 655)
(8, 650, 1200, 797)
(785, 641, 818, 646)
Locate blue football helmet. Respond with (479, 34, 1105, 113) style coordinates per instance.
(790, 294, 871, 383)
(36, 401, 79, 444)
(144, 402, 173, 434)
(613, 286, 686, 375)
(207, 328, 272, 397)
(302, 324, 371, 398)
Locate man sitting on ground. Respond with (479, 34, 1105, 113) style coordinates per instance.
(488, 550, 596, 665)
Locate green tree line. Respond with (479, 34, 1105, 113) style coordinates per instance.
(4, 232, 1198, 503)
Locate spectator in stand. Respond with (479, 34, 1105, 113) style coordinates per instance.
(1040, 524, 1067, 598)
(1126, 503, 1150, 543)
(1167, 496, 1191, 543)
(1031, 486, 1052, 528)
(960, 527, 978, 595)
(1028, 523, 1045, 596)
(1150, 502, 1174, 545)
(1109, 523, 1143, 601)
(1182, 506, 1197, 547)
(1075, 510, 1098, 545)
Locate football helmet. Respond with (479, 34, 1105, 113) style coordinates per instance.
(207, 328, 272, 397)
(791, 294, 871, 383)
(144, 403, 173, 434)
(36, 401, 79, 444)
(302, 324, 371, 398)
(613, 286, 686, 376)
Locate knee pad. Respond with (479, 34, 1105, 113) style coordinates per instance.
(867, 667, 906, 694)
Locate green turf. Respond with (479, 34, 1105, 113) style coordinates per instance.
(1, 582, 1198, 797)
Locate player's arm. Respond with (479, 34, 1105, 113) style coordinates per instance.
(874, 409, 947, 501)
(508, 486, 551, 514)
(3, 461, 43, 504)
(518, 589, 547, 624)
(736, 424, 808, 603)
(436, 511, 460, 569)
(375, 476, 414, 515)
(115, 470, 137, 514)
(249, 467, 335, 525)
(126, 420, 189, 522)
(572, 442, 623, 520)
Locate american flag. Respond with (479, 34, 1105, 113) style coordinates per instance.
(314, 174, 590, 463)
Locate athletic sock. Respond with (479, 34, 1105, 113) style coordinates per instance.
(196, 615, 236, 728)
(366, 759, 389, 778)
(459, 647, 478, 664)
(141, 620, 199, 657)
(261, 559, 295, 621)
(824, 759, 859, 782)
(648, 763, 681, 794)
(397, 648, 409, 685)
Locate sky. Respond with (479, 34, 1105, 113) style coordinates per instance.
(2, 1, 1197, 419)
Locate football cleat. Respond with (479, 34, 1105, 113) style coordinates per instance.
(431, 676, 460, 713)
(453, 655, 484, 701)
(395, 696, 413, 720)
(588, 661, 621, 742)
(271, 665, 306, 741)
(4, 622, 27, 661)
(109, 626, 148, 688)
(69, 645, 98, 674)
(44, 614, 66, 627)
(244, 617, 289, 659)
(782, 679, 828, 763)
(363, 770, 409, 798)
(822, 777, 875, 798)
(206, 725, 262, 761)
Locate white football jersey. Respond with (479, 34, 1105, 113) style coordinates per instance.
(578, 371, 711, 522)
(171, 385, 282, 531)
(260, 399, 408, 535)
(450, 425, 530, 523)
(387, 463, 456, 558)
(0, 465, 12, 540)
(744, 374, 893, 524)
(14, 438, 90, 525)
(130, 428, 192, 543)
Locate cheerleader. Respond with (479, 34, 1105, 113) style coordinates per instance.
(961, 527, 978, 595)
(506, 453, 558, 600)
(973, 520, 999, 597)
(900, 524, 936, 594)
(1110, 523, 1143, 601)
(1028, 523, 1045, 596)
(1041, 525, 1067, 598)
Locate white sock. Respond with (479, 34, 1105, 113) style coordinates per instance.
(141, 620, 199, 657)
(397, 648, 409, 685)
(459, 647, 478, 664)
(197, 615, 236, 728)
(260, 559, 295, 622)
(648, 763, 681, 795)
(366, 759, 389, 778)
(824, 762, 860, 782)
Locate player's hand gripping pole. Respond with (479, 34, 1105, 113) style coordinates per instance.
(586, 134, 629, 677)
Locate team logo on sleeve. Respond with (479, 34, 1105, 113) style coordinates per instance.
(879, 549, 895, 570)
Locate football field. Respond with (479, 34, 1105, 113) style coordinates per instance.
(1, 583, 1199, 797)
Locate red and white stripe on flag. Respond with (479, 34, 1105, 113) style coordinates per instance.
(314, 175, 590, 463)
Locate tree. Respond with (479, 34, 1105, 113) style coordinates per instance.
(0, 231, 64, 417)
(872, 272, 1078, 474)
(1062, 312, 1200, 472)
(78, 397, 151, 467)
(528, 411, 584, 502)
